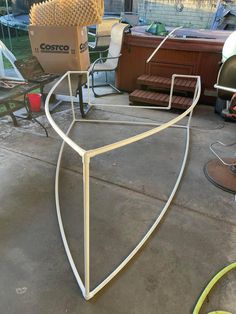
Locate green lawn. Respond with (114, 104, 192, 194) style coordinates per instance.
(10, 35, 32, 60)
(3, 33, 32, 68)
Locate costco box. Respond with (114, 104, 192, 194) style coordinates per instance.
(29, 25, 90, 74)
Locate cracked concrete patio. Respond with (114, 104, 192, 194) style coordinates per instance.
(0, 90, 235, 314)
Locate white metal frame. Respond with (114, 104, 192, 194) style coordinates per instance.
(0, 40, 24, 80)
(45, 71, 201, 300)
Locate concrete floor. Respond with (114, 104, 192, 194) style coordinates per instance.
(0, 87, 236, 314)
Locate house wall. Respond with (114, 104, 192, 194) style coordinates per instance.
(137, 0, 236, 28)
(104, 0, 124, 13)
(103, 0, 236, 29)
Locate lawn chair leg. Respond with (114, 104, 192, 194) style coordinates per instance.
(26, 97, 48, 137)
(78, 85, 85, 118)
(91, 71, 123, 98)
(10, 113, 18, 126)
(14, 97, 48, 137)
(91, 72, 98, 97)
(24, 94, 32, 119)
(77, 86, 92, 118)
(32, 117, 48, 137)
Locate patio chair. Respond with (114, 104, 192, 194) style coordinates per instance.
(204, 55, 236, 193)
(89, 22, 129, 97)
(88, 17, 120, 59)
(0, 42, 53, 135)
(0, 40, 29, 127)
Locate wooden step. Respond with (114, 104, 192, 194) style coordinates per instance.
(129, 89, 193, 109)
(137, 74, 196, 92)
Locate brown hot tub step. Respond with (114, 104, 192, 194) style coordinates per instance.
(137, 74, 196, 92)
(129, 90, 193, 109)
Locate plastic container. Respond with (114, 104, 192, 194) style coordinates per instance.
(222, 31, 236, 62)
(27, 93, 41, 112)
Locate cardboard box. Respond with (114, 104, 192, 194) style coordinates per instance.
(29, 25, 90, 74)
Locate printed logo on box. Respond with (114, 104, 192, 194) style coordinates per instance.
(80, 41, 88, 53)
(36, 41, 88, 54)
(39, 43, 70, 53)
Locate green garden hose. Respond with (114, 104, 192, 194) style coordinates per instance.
(193, 262, 236, 314)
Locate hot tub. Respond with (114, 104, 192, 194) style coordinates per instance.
(116, 26, 232, 105)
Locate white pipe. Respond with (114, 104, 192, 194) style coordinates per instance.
(75, 119, 188, 129)
(89, 111, 192, 299)
(55, 120, 86, 296)
(83, 154, 91, 299)
(45, 71, 88, 157)
(86, 76, 201, 158)
(45, 70, 201, 300)
(214, 84, 236, 93)
(146, 26, 183, 64)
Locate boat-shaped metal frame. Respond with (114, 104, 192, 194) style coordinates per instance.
(45, 71, 201, 300)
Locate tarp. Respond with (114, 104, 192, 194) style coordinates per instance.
(211, 3, 236, 30)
